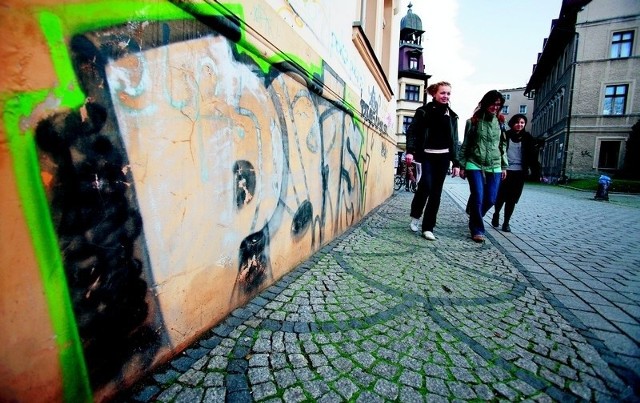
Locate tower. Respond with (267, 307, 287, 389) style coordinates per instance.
(396, 3, 431, 162)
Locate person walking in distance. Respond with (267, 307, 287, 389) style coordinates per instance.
(492, 114, 542, 232)
(405, 81, 460, 240)
(459, 90, 508, 243)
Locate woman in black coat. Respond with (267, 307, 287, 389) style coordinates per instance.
(492, 114, 542, 232)
(405, 81, 460, 240)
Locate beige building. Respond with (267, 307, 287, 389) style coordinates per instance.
(0, 0, 400, 401)
(499, 87, 535, 124)
(525, 0, 640, 180)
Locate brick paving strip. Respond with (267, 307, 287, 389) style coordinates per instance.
(121, 187, 638, 402)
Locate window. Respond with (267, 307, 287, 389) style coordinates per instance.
(403, 116, 413, 133)
(519, 105, 527, 114)
(603, 84, 628, 115)
(504, 94, 511, 100)
(409, 57, 418, 70)
(598, 140, 621, 169)
(502, 105, 509, 114)
(406, 85, 420, 101)
(611, 31, 633, 58)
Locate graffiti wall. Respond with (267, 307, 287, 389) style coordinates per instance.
(0, 0, 395, 401)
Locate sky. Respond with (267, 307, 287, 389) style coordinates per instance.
(403, 0, 562, 131)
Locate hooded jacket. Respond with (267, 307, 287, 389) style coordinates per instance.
(405, 102, 460, 168)
(459, 115, 508, 171)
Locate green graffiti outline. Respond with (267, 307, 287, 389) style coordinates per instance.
(3, 1, 362, 400)
(3, 92, 93, 402)
(3, 2, 197, 400)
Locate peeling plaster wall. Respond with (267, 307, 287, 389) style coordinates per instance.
(0, 0, 395, 401)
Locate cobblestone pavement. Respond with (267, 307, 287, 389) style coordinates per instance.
(120, 178, 640, 402)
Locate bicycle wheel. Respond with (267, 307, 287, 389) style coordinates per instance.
(409, 180, 417, 193)
(394, 175, 403, 191)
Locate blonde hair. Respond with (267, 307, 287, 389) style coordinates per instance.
(427, 81, 452, 97)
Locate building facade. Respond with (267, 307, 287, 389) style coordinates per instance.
(525, 0, 640, 180)
(0, 1, 400, 401)
(499, 87, 535, 124)
(395, 3, 431, 162)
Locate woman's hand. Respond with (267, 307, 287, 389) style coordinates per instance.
(451, 167, 460, 178)
(459, 169, 466, 180)
(501, 170, 507, 180)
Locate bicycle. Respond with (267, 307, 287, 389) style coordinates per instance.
(394, 162, 417, 192)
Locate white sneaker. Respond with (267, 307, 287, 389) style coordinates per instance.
(410, 218, 420, 232)
(422, 231, 436, 241)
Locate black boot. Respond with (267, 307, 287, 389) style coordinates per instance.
(491, 214, 499, 228)
(502, 223, 511, 232)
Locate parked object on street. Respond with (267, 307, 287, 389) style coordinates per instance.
(595, 175, 612, 201)
(394, 161, 417, 192)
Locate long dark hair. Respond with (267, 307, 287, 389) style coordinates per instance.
(472, 90, 505, 121)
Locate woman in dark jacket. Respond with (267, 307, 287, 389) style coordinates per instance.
(491, 114, 542, 232)
(405, 81, 460, 241)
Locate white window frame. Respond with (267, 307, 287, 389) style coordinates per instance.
(593, 136, 626, 169)
(610, 30, 634, 59)
(603, 84, 629, 115)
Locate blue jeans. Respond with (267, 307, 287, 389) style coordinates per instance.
(466, 170, 502, 236)
(410, 153, 450, 232)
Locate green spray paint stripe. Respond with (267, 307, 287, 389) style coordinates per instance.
(3, 94, 92, 402)
(38, 12, 85, 109)
(41, 0, 193, 33)
(36, 1, 194, 110)
(178, 1, 325, 88)
(44, 0, 324, 84)
(41, 0, 325, 102)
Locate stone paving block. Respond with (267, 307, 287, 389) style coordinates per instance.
(343, 369, 371, 389)
(293, 367, 314, 381)
(156, 384, 182, 402)
(174, 387, 204, 403)
(177, 369, 204, 386)
(592, 329, 640, 356)
(315, 365, 339, 382)
(248, 367, 272, 384)
(398, 369, 422, 389)
(424, 377, 449, 397)
(273, 368, 296, 389)
(203, 372, 224, 387)
(251, 381, 277, 400)
(373, 378, 399, 400)
(152, 368, 180, 385)
(282, 386, 306, 403)
(226, 373, 249, 393)
(593, 303, 638, 324)
(302, 380, 330, 399)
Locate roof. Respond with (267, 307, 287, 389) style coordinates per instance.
(400, 3, 423, 32)
(525, 0, 592, 94)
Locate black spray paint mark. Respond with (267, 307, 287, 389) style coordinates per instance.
(291, 199, 313, 238)
(35, 99, 160, 388)
(236, 228, 271, 294)
(233, 160, 256, 209)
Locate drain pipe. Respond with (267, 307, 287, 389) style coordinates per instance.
(562, 31, 579, 181)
